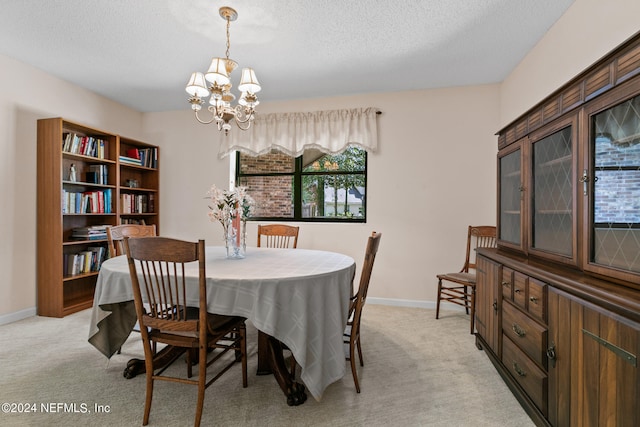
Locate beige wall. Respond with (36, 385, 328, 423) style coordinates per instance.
(143, 86, 500, 307)
(500, 0, 640, 128)
(2, 0, 640, 321)
(0, 54, 144, 320)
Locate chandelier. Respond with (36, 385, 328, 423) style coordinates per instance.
(185, 6, 261, 135)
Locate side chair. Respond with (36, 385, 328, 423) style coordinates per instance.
(107, 224, 157, 354)
(287, 232, 381, 393)
(435, 225, 497, 334)
(106, 224, 157, 258)
(257, 223, 300, 377)
(257, 224, 299, 249)
(123, 236, 247, 427)
(344, 231, 382, 393)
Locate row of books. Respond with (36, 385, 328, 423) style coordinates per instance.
(70, 225, 109, 241)
(64, 246, 107, 276)
(121, 193, 154, 214)
(63, 189, 112, 214)
(120, 147, 157, 168)
(62, 133, 107, 159)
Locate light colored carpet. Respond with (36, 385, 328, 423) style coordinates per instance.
(0, 305, 534, 426)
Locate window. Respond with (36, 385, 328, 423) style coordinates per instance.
(236, 146, 367, 222)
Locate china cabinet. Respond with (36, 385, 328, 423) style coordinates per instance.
(477, 31, 640, 426)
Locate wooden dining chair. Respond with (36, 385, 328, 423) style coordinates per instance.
(257, 224, 300, 376)
(107, 224, 158, 354)
(107, 224, 157, 258)
(344, 231, 382, 393)
(123, 236, 247, 427)
(435, 225, 497, 334)
(288, 231, 381, 393)
(257, 224, 299, 248)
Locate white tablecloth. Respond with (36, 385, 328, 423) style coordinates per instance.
(88, 246, 356, 400)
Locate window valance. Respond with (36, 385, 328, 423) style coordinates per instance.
(218, 107, 379, 158)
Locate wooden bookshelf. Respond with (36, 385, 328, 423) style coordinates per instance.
(37, 118, 159, 317)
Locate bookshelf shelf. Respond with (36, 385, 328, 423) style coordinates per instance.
(37, 118, 160, 317)
(63, 271, 99, 281)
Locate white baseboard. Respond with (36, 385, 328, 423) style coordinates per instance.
(0, 307, 36, 326)
(367, 297, 467, 312)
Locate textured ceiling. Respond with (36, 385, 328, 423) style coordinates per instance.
(0, 0, 574, 113)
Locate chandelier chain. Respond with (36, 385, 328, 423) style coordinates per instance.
(225, 16, 231, 60)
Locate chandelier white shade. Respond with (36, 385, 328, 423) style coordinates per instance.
(185, 6, 261, 134)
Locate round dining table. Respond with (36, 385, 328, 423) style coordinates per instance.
(88, 246, 356, 404)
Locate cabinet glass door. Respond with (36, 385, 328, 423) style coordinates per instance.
(590, 93, 640, 275)
(499, 145, 523, 248)
(531, 125, 573, 257)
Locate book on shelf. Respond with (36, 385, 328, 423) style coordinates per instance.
(88, 164, 108, 185)
(70, 225, 109, 240)
(87, 246, 107, 269)
(71, 232, 107, 240)
(119, 155, 142, 166)
(126, 148, 140, 159)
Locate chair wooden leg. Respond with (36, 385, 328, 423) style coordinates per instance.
(350, 339, 361, 393)
(470, 287, 476, 335)
(194, 345, 207, 427)
(435, 279, 443, 319)
(240, 324, 248, 388)
(356, 336, 364, 367)
(143, 357, 154, 425)
(186, 348, 193, 378)
(463, 285, 470, 315)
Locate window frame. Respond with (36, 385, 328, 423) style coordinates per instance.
(235, 150, 367, 223)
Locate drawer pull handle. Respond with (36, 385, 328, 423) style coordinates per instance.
(547, 342, 557, 368)
(529, 297, 538, 303)
(512, 362, 527, 377)
(502, 281, 510, 287)
(512, 323, 526, 337)
(514, 289, 522, 294)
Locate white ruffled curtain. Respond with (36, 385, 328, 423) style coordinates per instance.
(218, 107, 379, 158)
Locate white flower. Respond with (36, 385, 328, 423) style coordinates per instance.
(207, 185, 255, 225)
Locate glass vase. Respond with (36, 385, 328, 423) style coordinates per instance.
(225, 218, 246, 259)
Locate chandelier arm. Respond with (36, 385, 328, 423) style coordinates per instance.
(194, 106, 223, 125)
(234, 116, 253, 130)
(233, 105, 255, 123)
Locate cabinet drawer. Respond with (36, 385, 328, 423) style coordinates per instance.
(513, 272, 528, 309)
(503, 335, 548, 416)
(502, 267, 514, 300)
(503, 300, 547, 368)
(527, 278, 547, 321)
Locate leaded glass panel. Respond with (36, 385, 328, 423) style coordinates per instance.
(500, 149, 521, 245)
(532, 127, 573, 256)
(591, 94, 640, 273)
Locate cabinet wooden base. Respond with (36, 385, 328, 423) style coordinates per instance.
(475, 334, 551, 427)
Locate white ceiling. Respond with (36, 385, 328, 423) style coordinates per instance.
(0, 0, 574, 113)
